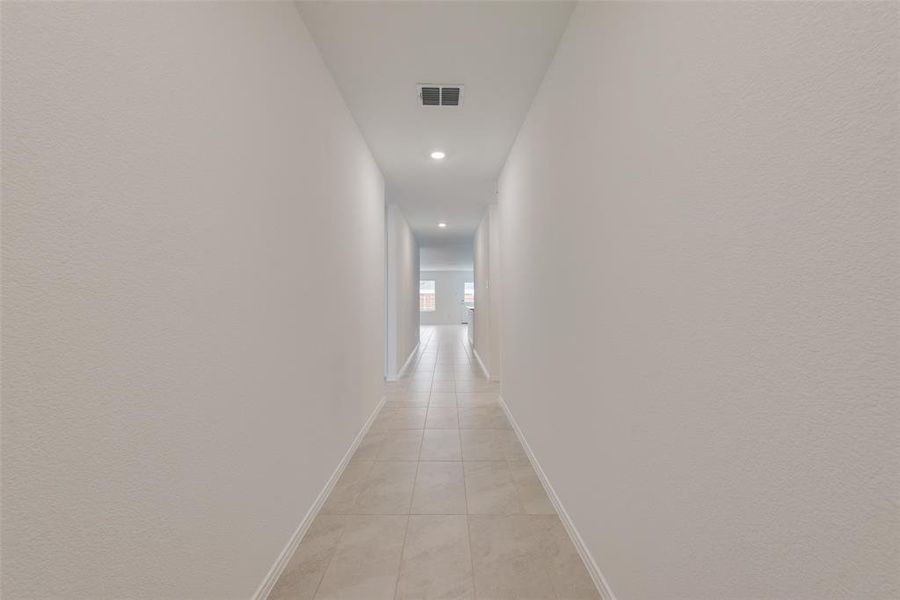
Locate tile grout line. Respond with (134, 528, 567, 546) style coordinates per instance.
(391, 456, 419, 599)
(395, 332, 429, 597)
(380, 329, 495, 598)
(458, 404, 478, 600)
(309, 521, 348, 600)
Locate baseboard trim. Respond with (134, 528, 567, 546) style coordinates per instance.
(472, 347, 491, 380)
(386, 342, 420, 382)
(498, 395, 618, 600)
(251, 395, 386, 600)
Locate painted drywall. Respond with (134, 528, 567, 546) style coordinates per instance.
(386, 205, 420, 378)
(487, 205, 503, 381)
(498, 3, 899, 599)
(420, 242, 474, 272)
(1, 3, 384, 599)
(419, 270, 474, 326)
(473, 206, 502, 380)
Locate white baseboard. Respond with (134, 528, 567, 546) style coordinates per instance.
(251, 395, 386, 600)
(498, 395, 618, 600)
(472, 347, 491, 380)
(386, 342, 420, 382)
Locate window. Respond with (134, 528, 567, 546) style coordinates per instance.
(464, 281, 475, 306)
(420, 280, 435, 312)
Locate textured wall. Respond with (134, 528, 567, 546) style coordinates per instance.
(499, 3, 898, 599)
(386, 205, 420, 376)
(487, 205, 503, 381)
(2, 3, 384, 598)
(473, 206, 502, 380)
(474, 213, 492, 372)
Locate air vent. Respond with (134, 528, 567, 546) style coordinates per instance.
(441, 87, 460, 106)
(421, 87, 440, 106)
(418, 84, 464, 108)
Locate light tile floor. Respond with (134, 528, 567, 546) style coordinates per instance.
(270, 325, 599, 600)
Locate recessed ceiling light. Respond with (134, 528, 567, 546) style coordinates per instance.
(430, 151, 446, 160)
(438, 222, 447, 228)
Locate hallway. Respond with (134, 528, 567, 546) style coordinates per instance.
(3, 2, 897, 599)
(270, 326, 597, 599)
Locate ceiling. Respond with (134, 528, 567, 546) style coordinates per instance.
(296, 1, 575, 245)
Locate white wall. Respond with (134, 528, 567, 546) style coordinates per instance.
(487, 206, 503, 381)
(420, 270, 473, 326)
(473, 206, 502, 380)
(420, 242, 474, 272)
(498, 3, 898, 600)
(386, 205, 420, 378)
(1, 3, 384, 598)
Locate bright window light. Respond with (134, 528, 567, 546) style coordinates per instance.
(420, 280, 436, 312)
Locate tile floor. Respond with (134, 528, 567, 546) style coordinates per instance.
(270, 326, 599, 600)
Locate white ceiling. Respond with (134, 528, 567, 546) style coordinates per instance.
(296, 1, 574, 245)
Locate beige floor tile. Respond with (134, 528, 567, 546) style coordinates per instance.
(502, 431, 528, 461)
(322, 461, 375, 514)
(453, 380, 482, 389)
(411, 462, 466, 514)
(354, 430, 422, 461)
(305, 328, 601, 598)
(314, 515, 408, 599)
(377, 430, 424, 461)
(354, 461, 417, 514)
(463, 461, 523, 515)
(396, 515, 474, 599)
(420, 430, 462, 461)
(431, 372, 456, 382)
(407, 373, 434, 382)
(385, 394, 430, 408)
(458, 406, 510, 429)
(408, 380, 435, 392)
(460, 430, 506, 460)
(270, 515, 345, 600)
(508, 460, 555, 515)
(467, 515, 557, 600)
(354, 430, 384, 461)
(426, 406, 459, 429)
(372, 407, 427, 430)
(384, 400, 430, 409)
(456, 393, 500, 407)
(544, 518, 602, 599)
(455, 381, 499, 393)
(383, 393, 412, 403)
(428, 393, 458, 407)
(431, 381, 456, 393)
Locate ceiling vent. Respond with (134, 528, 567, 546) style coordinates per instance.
(418, 84, 464, 108)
